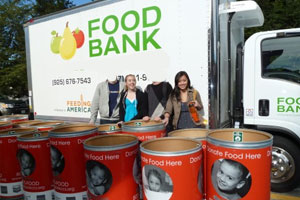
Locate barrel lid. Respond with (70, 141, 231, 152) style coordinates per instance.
(140, 137, 202, 156)
(0, 128, 36, 137)
(168, 128, 208, 140)
(13, 120, 42, 126)
(98, 124, 121, 133)
(0, 121, 12, 126)
(122, 120, 165, 132)
(18, 131, 49, 141)
(84, 134, 138, 151)
(49, 124, 97, 138)
(29, 121, 64, 127)
(207, 128, 273, 149)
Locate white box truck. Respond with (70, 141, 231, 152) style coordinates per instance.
(24, 0, 300, 192)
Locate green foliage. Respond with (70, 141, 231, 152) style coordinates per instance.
(245, 0, 300, 39)
(0, 0, 75, 98)
(0, 64, 28, 97)
(0, 0, 32, 69)
(33, 0, 74, 17)
(0, 0, 34, 97)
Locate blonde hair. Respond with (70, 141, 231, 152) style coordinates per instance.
(124, 74, 136, 91)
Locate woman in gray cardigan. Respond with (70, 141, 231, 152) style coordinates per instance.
(162, 71, 204, 130)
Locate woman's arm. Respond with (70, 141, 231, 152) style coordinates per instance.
(143, 85, 151, 121)
(161, 96, 173, 126)
(194, 89, 203, 110)
(163, 96, 173, 116)
(119, 91, 125, 122)
(133, 90, 148, 120)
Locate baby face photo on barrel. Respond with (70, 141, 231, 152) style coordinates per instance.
(211, 159, 252, 200)
(86, 160, 113, 196)
(17, 149, 35, 177)
(50, 145, 65, 176)
(142, 165, 173, 200)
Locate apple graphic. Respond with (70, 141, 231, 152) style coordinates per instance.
(72, 28, 85, 48)
(50, 31, 62, 54)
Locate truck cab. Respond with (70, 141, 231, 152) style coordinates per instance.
(218, 1, 300, 192)
(243, 29, 300, 192)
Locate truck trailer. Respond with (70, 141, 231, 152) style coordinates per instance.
(24, 0, 300, 192)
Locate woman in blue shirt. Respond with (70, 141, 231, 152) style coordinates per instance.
(119, 74, 148, 122)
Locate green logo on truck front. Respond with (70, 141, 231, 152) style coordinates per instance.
(277, 97, 300, 113)
(88, 6, 162, 57)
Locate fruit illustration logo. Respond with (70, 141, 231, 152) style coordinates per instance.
(50, 22, 85, 60)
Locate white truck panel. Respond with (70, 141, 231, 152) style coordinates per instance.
(25, 0, 211, 121)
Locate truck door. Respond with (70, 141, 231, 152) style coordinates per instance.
(256, 34, 300, 129)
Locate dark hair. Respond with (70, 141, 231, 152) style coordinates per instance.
(171, 71, 192, 101)
(147, 169, 162, 184)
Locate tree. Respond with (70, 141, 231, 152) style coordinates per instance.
(0, 64, 28, 97)
(33, 0, 74, 17)
(0, 0, 74, 98)
(0, 0, 33, 69)
(245, 0, 300, 39)
(0, 0, 34, 97)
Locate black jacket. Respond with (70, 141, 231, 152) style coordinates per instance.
(119, 89, 148, 121)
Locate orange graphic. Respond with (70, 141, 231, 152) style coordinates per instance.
(67, 94, 91, 107)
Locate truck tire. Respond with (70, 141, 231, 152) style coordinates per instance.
(271, 135, 300, 192)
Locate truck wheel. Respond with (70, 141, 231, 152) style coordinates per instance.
(271, 135, 300, 192)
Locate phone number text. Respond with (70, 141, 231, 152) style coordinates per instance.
(52, 77, 91, 86)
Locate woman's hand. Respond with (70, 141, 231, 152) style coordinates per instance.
(142, 116, 150, 121)
(117, 121, 123, 128)
(154, 116, 162, 122)
(162, 117, 169, 126)
(191, 100, 201, 109)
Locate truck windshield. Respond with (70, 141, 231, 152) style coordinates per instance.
(261, 36, 300, 84)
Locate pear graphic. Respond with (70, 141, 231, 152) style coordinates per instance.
(59, 22, 77, 60)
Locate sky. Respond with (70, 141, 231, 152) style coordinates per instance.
(72, 0, 93, 6)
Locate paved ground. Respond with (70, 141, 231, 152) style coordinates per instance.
(271, 186, 300, 200)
